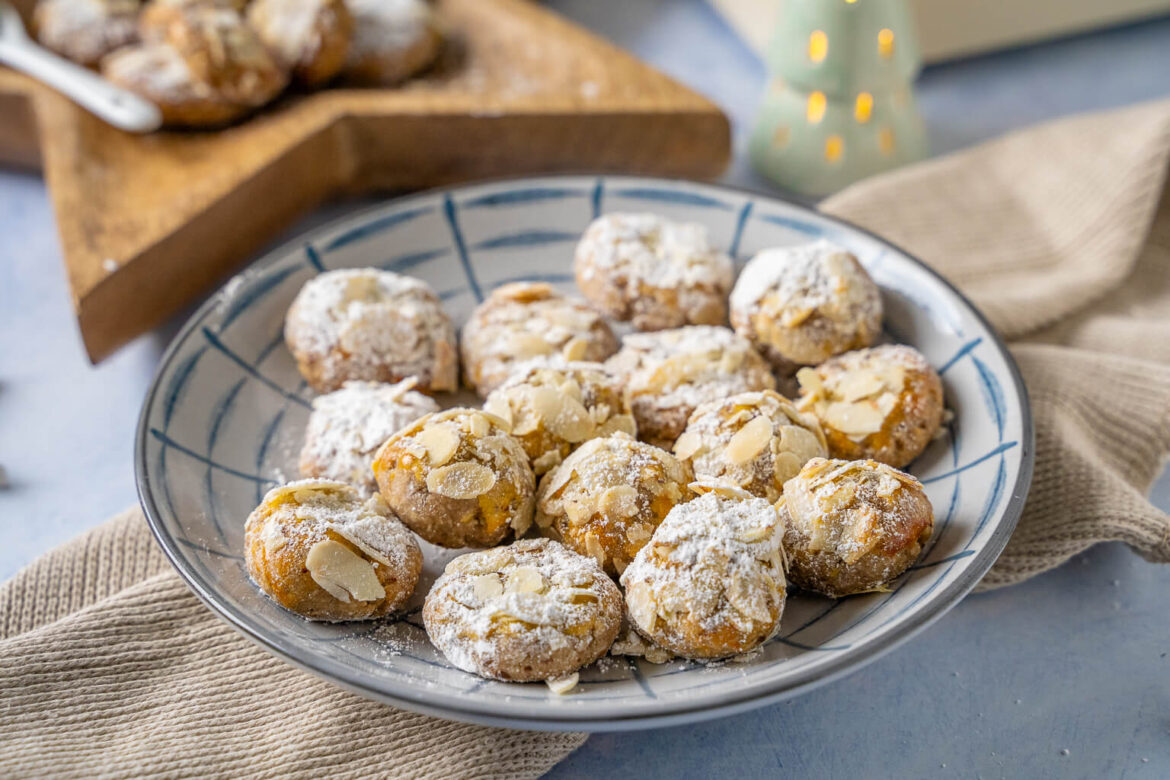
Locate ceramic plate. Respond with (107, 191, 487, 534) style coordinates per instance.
(136, 175, 1033, 731)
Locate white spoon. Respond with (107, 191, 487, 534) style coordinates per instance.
(0, 3, 162, 133)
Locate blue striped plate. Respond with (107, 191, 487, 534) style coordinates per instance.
(135, 175, 1033, 731)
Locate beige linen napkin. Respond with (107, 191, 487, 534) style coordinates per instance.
(3, 99, 1170, 777)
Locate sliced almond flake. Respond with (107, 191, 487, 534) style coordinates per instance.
(467, 413, 490, 438)
(532, 449, 563, 475)
(772, 451, 803, 485)
(506, 332, 554, 358)
(822, 400, 885, 438)
(505, 566, 545, 593)
(672, 431, 702, 460)
(547, 396, 595, 443)
(584, 530, 606, 566)
(780, 305, 814, 327)
(332, 527, 394, 568)
(511, 410, 542, 436)
(597, 414, 636, 437)
(546, 672, 579, 695)
(472, 573, 504, 600)
(482, 395, 513, 428)
(625, 582, 657, 631)
(262, 519, 287, 555)
(541, 462, 576, 497)
(305, 539, 386, 603)
(727, 576, 771, 624)
(796, 367, 825, 399)
(480, 410, 513, 434)
(625, 523, 653, 544)
(510, 507, 533, 536)
(688, 480, 753, 499)
(561, 337, 589, 362)
(735, 524, 771, 543)
(724, 415, 773, 464)
(417, 424, 460, 467)
(599, 485, 639, 521)
(834, 370, 886, 402)
(779, 425, 825, 459)
(558, 378, 583, 401)
(564, 499, 590, 526)
(426, 461, 497, 499)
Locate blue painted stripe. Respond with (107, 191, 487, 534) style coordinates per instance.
(202, 328, 312, 409)
(461, 187, 587, 208)
(175, 536, 243, 561)
(443, 194, 482, 302)
(612, 186, 732, 210)
(322, 205, 433, 251)
(909, 549, 975, 570)
(781, 599, 842, 638)
(489, 273, 575, 288)
(253, 330, 286, 367)
(938, 337, 982, 375)
(438, 287, 468, 302)
(627, 659, 658, 699)
(775, 637, 852, 652)
(973, 355, 1006, 441)
(304, 243, 324, 272)
(591, 178, 604, 219)
(217, 266, 300, 332)
(969, 456, 1008, 543)
(921, 441, 1017, 484)
(163, 346, 206, 427)
(379, 248, 448, 274)
(255, 400, 293, 504)
(729, 200, 754, 260)
(756, 212, 825, 236)
(205, 378, 247, 545)
(471, 230, 579, 250)
(150, 428, 278, 485)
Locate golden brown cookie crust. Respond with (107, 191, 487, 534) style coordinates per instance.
(247, 0, 353, 87)
(675, 389, 827, 503)
(423, 538, 622, 681)
(284, 268, 458, 394)
(483, 361, 635, 476)
(244, 480, 422, 621)
(797, 344, 944, 468)
(781, 457, 934, 597)
(373, 408, 535, 548)
(535, 432, 692, 577)
(620, 485, 787, 660)
(574, 213, 734, 331)
(460, 282, 619, 396)
(605, 326, 776, 449)
(730, 240, 882, 371)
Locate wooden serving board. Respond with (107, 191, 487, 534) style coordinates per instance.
(0, 0, 730, 362)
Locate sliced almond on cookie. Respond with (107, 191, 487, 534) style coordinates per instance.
(427, 461, 497, 499)
(305, 539, 385, 603)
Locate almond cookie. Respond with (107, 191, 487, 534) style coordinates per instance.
(535, 432, 691, 577)
(780, 458, 934, 597)
(605, 325, 776, 449)
(138, 3, 288, 110)
(674, 390, 827, 503)
(247, 0, 352, 87)
(460, 282, 619, 396)
(299, 379, 439, 495)
(342, 0, 440, 85)
(483, 361, 635, 476)
(244, 480, 422, 621)
(423, 538, 622, 684)
(373, 408, 535, 548)
(620, 484, 787, 660)
(34, 0, 140, 68)
(796, 344, 943, 468)
(284, 268, 458, 394)
(102, 42, 246, 127)
(730, 239, 882, 372)
(574, 213, 734, 331)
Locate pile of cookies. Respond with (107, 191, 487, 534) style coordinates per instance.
(244, 212, 945, 692)
(32, 0, 442, 127)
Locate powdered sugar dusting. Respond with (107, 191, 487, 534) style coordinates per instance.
(300, 379, 439, 494)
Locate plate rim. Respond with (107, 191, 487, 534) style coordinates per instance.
(135, 173, 1035, 731)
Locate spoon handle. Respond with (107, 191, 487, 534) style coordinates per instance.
(0, 38, 162, 133)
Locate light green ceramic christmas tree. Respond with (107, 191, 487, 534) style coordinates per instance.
(749, 0, 928, 197)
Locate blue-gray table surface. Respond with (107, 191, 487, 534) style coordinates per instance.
(1, 2, 1167, 777)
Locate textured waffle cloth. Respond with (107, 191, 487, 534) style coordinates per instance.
(3, 100, 1170, 777)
